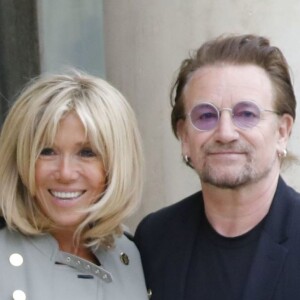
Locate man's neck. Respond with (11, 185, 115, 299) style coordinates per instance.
(201, 173, 279, 237)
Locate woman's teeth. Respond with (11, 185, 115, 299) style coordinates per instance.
(51, 191, 83, 199)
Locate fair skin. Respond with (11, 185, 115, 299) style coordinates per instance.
(177, 64, 293, 237)
(35, 112, 106, 260)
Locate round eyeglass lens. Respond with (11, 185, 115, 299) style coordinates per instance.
(232, 101, 261, 129)
(190, 103, 219, 131)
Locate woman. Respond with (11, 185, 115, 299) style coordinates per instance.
(0, 71, 148, 299)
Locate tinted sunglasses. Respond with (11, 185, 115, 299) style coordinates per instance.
(188, 100, 278, 131)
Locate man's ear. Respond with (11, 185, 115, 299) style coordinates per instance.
(176, 119, 190, 156)
(276, 113, 294, 150)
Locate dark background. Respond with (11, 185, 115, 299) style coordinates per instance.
(0, 0, 40, 124)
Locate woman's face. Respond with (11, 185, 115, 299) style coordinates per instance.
(35, 112, 106, 232)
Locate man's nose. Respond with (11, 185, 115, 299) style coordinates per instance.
(214, 110, 239, 143)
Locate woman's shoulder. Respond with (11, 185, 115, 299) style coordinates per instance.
(112, 231, 140, 257)
(92, 232, 148, 298)
(95, 231, 144, 271)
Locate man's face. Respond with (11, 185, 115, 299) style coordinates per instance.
(177, 64, 293, 189)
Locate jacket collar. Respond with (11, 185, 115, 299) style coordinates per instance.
(163, 177, 296, 300)
(242, 176, 296, 300)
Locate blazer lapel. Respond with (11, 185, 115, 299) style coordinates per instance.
(242, 177, 293, 300)
(162, 194, 203, 300)
(242, 231, 288, 300)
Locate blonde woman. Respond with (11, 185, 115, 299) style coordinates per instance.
(0, 71, 148, 299)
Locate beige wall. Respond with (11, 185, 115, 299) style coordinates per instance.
(38, 0, 105, 76)
(103, 0, 300, 231)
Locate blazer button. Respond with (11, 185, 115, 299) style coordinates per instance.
(9, 253, 23, 267)
(147, 288, 152, 299)
(12, 289, 26, 300)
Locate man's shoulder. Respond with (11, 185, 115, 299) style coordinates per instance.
(136, 191, 203, 235)
(276, 177, 300, 212)
(149, 190, 201, 217)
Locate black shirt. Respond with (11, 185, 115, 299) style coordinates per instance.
(184, 210, 265, 300)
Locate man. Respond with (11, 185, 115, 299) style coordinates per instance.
(135, 34, 300, 300)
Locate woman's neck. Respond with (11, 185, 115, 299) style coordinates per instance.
(51, 229, 98, 264)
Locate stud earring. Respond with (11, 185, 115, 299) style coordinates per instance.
(183, 155, 194, 168)
(184, 155, 189, 164)
(278, 149, 287, 158)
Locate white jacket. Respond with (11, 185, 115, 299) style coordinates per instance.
(0, 226, 148, 299)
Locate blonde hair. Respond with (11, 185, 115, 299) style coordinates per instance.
(0, 70, 144, 248)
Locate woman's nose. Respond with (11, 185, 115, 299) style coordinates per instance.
(55, 156, 79, 182)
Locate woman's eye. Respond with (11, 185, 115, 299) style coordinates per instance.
(40, 148, 55, 156)
(79, 148, 96, 158)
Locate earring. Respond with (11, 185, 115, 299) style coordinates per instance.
(278, 149, 287, 158)
(183, 155, 194, 169)
(184, 155, 189, 164)
(282, 149, 287, 157)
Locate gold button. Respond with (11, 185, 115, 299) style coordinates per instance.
(9, 253, 23, 267)
(120, 252, 129, 265)
(12, 289, 26, 300)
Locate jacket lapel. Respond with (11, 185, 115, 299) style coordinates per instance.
(162, 193, 203, 300)
(242, 177, 293, 300)
(242, 231, 288, 300)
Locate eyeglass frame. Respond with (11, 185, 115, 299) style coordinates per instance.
(186, 100, 279, 132)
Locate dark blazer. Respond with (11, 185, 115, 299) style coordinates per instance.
(135, 177, 300, 300)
